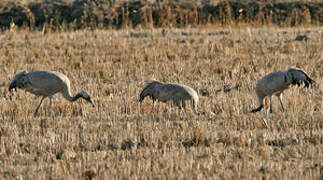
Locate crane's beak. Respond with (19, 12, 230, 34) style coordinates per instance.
(88, 99, 95, 107)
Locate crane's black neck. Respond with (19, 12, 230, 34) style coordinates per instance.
(72, 93, 83, 102)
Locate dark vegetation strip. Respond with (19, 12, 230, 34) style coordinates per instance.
(0, 0, 322, 31)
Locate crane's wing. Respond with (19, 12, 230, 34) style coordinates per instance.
(25, 71, 64, 96)
(158, 84, 191, 100)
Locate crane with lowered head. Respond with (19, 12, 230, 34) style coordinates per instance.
(250, 68, 314, 113)
(9, 70, 94, 116)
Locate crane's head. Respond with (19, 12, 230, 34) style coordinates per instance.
(138, 81, 161, 103)
(139, 90, 150, 102)
(288, 68, 315, 88)
(9, 71, 28, 92)
(138, 95, 145, 103)
(78, 91, 95, 107)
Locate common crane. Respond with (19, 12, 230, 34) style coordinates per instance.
(139, 81, 199, 114)
(9, 70, 94, 116)
(251, 68, 314, 113)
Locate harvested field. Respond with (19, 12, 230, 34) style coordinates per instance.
(0, 26, 322, 179)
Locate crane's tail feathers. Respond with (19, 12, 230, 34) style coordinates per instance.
(304, 77, 314, 88)
(298, 69, 314, 88)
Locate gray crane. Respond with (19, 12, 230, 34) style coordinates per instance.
(9, 70, 94, 116)
(139, 80, 199, 114)
(251, 68, 314, 113)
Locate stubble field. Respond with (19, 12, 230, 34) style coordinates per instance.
(0, 27, 322, 179)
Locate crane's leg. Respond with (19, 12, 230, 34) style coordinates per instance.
(268, 96, 273, 113)
(49, 97, 55, 117)
(34, 97, 46, 116)
(190, 100, 198, 115)
(175, 100, 182, 110)
(182, 100, 186, 109)
(172, 100, 181, 115)
(181, 100, 187, 114)
(277, 94, 285, 112)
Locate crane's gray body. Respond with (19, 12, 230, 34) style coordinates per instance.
(139, 81, 199, 113)
(251, 68, 314, 113)
(9, 70, 94, 116)
(255, 70, 291, 100)
(11, 71, 69, 98)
